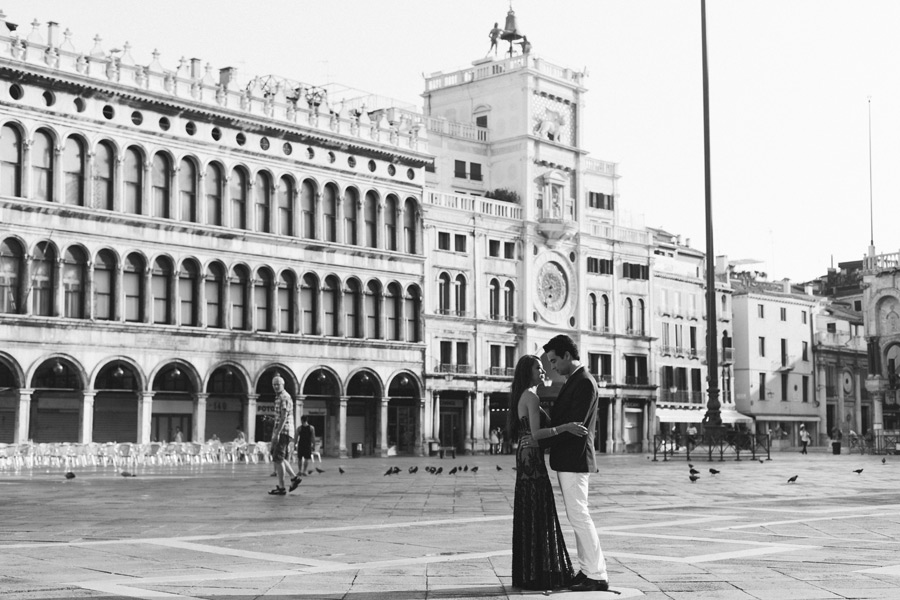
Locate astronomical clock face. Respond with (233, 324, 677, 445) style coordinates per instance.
(842, 373, 854, 394)
(537, 261, 568, 312)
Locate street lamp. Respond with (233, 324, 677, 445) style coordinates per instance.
(701, 0, 722, 429)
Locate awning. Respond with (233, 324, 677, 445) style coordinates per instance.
(655, 407, 754, 424)
(754, 415, 821, 423)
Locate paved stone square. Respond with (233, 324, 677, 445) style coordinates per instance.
(2, 450, 900, 599)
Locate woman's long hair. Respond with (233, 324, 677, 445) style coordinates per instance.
(506, 355, 540, 441)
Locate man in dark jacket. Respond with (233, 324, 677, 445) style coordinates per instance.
(543, 334, 609, 592)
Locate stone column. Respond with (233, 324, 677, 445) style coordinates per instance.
(294, 395, 305, 432)
(113, 155, 124, 212)
(141, 159, 151, 217)
(483, 392, 492, 442)
(246, 393, 258, 442)
(378, 397, 389, 457)
(79, 390, 96, 443)
(314, 283, 324, 336)
(837, 371, 847, 437)
(606, 397, 616, 454)
(615, 396, 624, 453)
(84, 260, 95, 320)
(474, 390, 484, 452)
(423, 389, 433, 441)
(14, 388, 33, 443)
(433, 391, 441, 444)
(137, 391, 154, 444)
(466, 391, 474, 452)
(113, 257, 123, 322)
(416, 397, 426, 456)
(854, 371, 863, 432)
(194, 392, 208, 443)
(222, 174, 233, 228)
(53, 256, 64, 317)
(641, 402, 650, 453)
(338, 396, 348, 458)
(21, 256, 32, 316)
(142, 265, 152, 324)
(197, 169, 207, 225)
(817, 364, 827, 442)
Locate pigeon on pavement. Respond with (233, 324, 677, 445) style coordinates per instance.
(709, 468, 720, 475)
(689, 474, 699, 483)
(471, 466, 479, 473)
(120, 471, 136, 477)
(339, 467, 345, 475)
(853, 468, 864, 474)
(316, 467, 325, 474)
(64, 472, 75, 479)
(496, 465, 502, 471)
(787, 475, 798, 483)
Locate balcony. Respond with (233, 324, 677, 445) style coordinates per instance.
(438, 364, 473, 374)
(593, 374, 613, 386)
(700, 348, 733, 364)
(425, 54, 584, 93)
(590, 324, 610, 334)
(659, 390, 704, 404)
(426, 190, 523, 220)
(775, 355, 796, 371)
(487, 367, 516, 377)
(624, 375, 650, 386)
(816, 331, 866, 352)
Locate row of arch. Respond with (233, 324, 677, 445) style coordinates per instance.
(0, 236, 423, 340)
(0, 352, 422, 399)
(588, 293, 646, 334)
(0, 122, 421, 253)
(435, 272, 518, 320)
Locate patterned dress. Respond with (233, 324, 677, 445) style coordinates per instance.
(511, 411, 574, 590)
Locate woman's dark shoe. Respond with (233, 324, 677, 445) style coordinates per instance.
(268, 487, 286, 495)
(289, 476, 302, 492)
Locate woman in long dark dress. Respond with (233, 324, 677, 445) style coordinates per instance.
(507, 355, 589, 591)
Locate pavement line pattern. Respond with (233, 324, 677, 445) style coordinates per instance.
(65, 512, 821, 600)
(711, 513, 884, 530)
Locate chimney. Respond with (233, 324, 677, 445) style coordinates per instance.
(190, 58, 202, 79)
(685, 238, 691, 248)
(47, 21, 59, 47)
(804, 284, 813, 296)
(782, 279, 791, 294)
(219, 66, 238, 88)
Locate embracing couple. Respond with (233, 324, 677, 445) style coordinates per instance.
(508, 334, 609, 593)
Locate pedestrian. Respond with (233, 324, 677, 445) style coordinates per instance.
(295, 415, 316, 475)
(174, 426, 184, 443)
(831, 426, 843, 456)
(543, 334, 609, 592)
(490, 428, 500, 455)
(508, 354, 584, 590)
(686, 424, 698, 450)
(799, 424, 810, 454)
(268, 374, 301, 495)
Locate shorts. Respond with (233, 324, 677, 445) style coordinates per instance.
(271, 433, 292, 463)
(297, 447, 312, 460)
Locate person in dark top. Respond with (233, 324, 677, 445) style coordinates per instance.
(295, 415, 316, 475)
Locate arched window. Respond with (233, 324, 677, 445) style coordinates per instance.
(438, 272, 451, 314)
(300, 273, 317, 334)
(123, 147, 142, 214)
(625, 297, 634, 333)
(205, 163, 223, 226)
(94, 249, 116, 321)
(455, 274, 467, 316)
(721, 294, 727, 316)
(255, 172, 272, 233)
(179, 158, 197, 222)
(384, 195, 398, 251)
(602, 294, 610, 331)
(205, 262, 225, 328)
(93, 141, 114, 210)
(366, 280, 381, 338)
(151, 153, 170, 218)
(364, 191, 377, 248)
(386, 282, 401, 341)
(278, 270, 295, 333)
(323, 275, 339, 336)
(278, 176, 293, 236)
(405, 285, 421, 342)
(152, 257, 173, 324)
(0, 124, 22, 197)
(255, 269, 273, 331)
(179, 260, 199, 326)
(345, 278, 362, 338)
(403, 197, 417, 254)
(638, 298, 646, 335)
(63, 137, 85, 206)
(300, 179, 315, 239)
(230, 168, 248, 230)
(589, 293, 598, 329)
(32, 130, 53, 202)
(343, 187, 358, 245)
(489, 278, 500, 319)
(323, 183, 337, 242)
(230, 265, 250, 330)
(32, 242, 55, 316)
(123, 253, 144, 322)
(504, 281, 515, 320)
(63, 247, 87, 318)
(0, 238, 24, 313)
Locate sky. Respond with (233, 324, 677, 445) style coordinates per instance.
(6, 0, 900, 282)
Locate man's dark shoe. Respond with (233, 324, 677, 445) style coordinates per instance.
(267, 487, 286, 495)
(288, 476, 302, 492)
(570, 578, 608, 592)
(570, 572, 587, 586)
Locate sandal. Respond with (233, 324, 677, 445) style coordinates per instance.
(268, 487, 286, 495)
(289, 477, 302, 492)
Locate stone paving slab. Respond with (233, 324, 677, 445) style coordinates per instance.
(2, 452, 900, 598)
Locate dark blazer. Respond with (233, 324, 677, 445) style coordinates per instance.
(547, 365, 599, 473)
